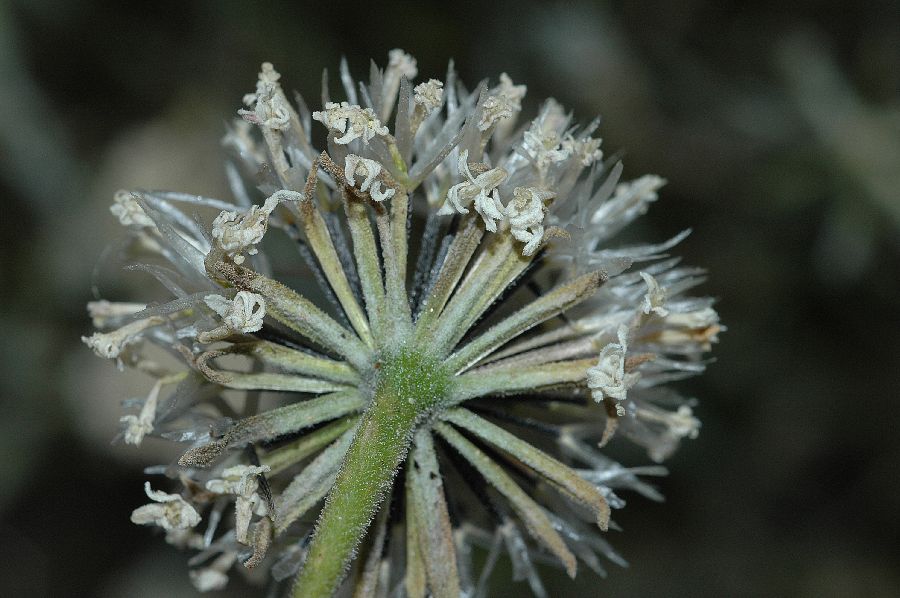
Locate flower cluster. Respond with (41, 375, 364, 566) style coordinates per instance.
(83, 51, 720, 597)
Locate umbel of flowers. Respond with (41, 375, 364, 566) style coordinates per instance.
(83, 50, 720, 597)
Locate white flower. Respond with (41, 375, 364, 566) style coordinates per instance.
(189, 552, 237, 592)
(618, 175, 665, 204)
(635, 404, 701, 463)
(478, 93, 517, 132)
(81, 316, 163, 359)
(505, 187, 553, 256)
(587, 325, 638, 405)
(190, 568, 228, 592)
(561, 133, 603, 167)
(382, 49, 418, 108)
(312, 101, 389, 145)
(110, 191, 154, 228)
(199, 291, 265, 342)
(592, 175, 666, 225)
(413, 78, 444, 115)
(479, 74, 526, 140)
(523, 126, 568, 165)
(205, 463, 269, 496)
(344, 154, 395, 201)
(496, 73, 526, 111)
(657, 307, 721, 350)
(484, 74, 527, 140)
(120, 380, 163, 446)
(438, 150, 508, 232)
(386, 49, 418, 78)
(238, 62, 291, 130)
(211, 209, 267, 264)
(204, 291, 266, 334)
(667, 405, 701, 440)
(206, 464, 270, 544)
(519, 104, 572, 175)
(211, 193, 285, 264)
(130, 482, 201, 531)
(86, 301, 146, 328)
(164, 528, 205, 550)
(639, 272, 668, 317)
(666, 307, 719, 329)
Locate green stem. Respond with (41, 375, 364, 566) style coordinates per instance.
(292, 350, 450, 597)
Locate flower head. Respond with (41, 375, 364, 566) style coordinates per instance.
(85, 51, 719, 597)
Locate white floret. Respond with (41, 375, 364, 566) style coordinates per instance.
(382, 49, 418, 108)
(238, 62, 291, 130)
(210, 191, 288, 264)
(505, 187, 553, 256)
(413, 78, 444, 115)
(189, 552, 237, 592)
(561, 133, 603, 166)
(312, 102, 389, 145)
(519, 104, 572, 176)
(344, 154, 395, 201)
(86, 300, 146, 328)
(587, 325, 638, 407)
(438, 150, 508, 232)
(478, 93, 517, 132)
(206, 464, 270, 544)
(110, 191, 154, 228)
(635, 404, 702, 462)
(211, 209, 268, 264)
(496, 73, 526, 110)
(120, 379, 163, 446)
(666, 307, 719, 329)
(591, 175, 666, 226)
(204, 291, 266, 334)
(81, 316, 163, 359)
(639, 272, 669, 317)
(130, 482, 201, 531)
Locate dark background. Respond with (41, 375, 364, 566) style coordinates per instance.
(1, 0, 899, 596)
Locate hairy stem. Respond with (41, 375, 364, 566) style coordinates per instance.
(292, 350, 450, 597)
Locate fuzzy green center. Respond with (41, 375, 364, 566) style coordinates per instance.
(373, 347, 453, 413)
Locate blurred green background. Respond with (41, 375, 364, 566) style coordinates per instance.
(1, 0, 899, 596)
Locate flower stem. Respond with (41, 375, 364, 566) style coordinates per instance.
(292, 350, 450, 597)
